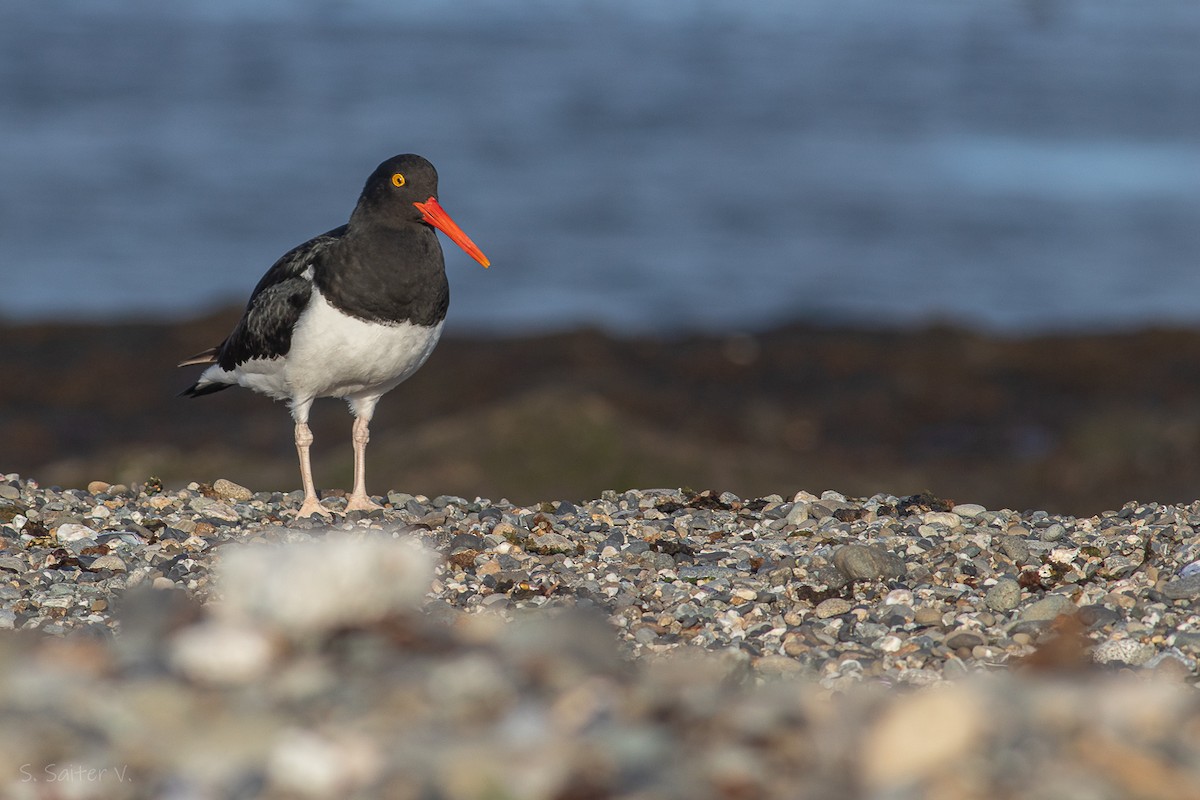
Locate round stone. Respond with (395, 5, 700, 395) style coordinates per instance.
(945, 630, 986, 650)
(832, 545, 905, 582)
(952, 504, 986, 518)
(914, 607, 944, 627)
(984, 579, 1021, 612)
(922, 511, 962, 528)
(213, 478, 253, 503)
(89, 554, 128, 572)
(1093, 638, 1155, 666)
(56, 523, 98, 543)
(1161, 575, 1200, 600)
(1019, 593, 1076, 621)
(815, 598, 852, 619)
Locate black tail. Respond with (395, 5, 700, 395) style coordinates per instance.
(179, 381, 232, 399)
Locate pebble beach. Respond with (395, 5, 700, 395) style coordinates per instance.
(3, 473, 1200, 798)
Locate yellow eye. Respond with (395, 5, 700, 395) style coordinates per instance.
(391, 173, 406, 187)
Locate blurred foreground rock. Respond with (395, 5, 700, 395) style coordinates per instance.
(1, 533, 1198, 800)
(3, 471, 1200, 799)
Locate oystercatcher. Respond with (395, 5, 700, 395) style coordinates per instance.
(179, 154, 490, 518)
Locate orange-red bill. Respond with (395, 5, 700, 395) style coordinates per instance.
(414, 197, 490, 268)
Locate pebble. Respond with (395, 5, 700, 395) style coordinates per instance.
(1019, 594, 1077, 622)
(914, 606, 944, 627)
(945, 630, 987, 650)
(985, 578, 1022, 612)
(922, 511, 962, 528)
(1161, 574, 1200, 600)
(170, 621, 275, 684)
(815, 598, 852, 619)
(1093, 638, 1156, 666)
(832, 544, 906, 581)
(861, 685, 983, 790)
(952, 503, 987, 519)
(213, 478, 254, 502)
(526, 531, 576, 555)
(1042, 523, 1067, 542)
(90, 554, 128, 572)
(55, 522, 98, 542)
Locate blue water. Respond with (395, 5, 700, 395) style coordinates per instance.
(2, 0, 1199, 335)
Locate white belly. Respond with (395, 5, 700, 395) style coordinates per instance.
(224, 292, 444, 404)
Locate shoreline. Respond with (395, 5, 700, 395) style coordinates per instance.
(8, 311, 1200, 516)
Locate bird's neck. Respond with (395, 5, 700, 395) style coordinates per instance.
(314, 224, 449, 327)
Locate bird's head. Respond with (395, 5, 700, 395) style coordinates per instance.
(356, 153, 490, 268)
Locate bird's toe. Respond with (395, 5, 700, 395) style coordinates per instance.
(297, 497, 333, 519)
(345, 494, 383, 513)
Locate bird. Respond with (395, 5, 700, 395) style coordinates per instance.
(179, 154, 490, 518)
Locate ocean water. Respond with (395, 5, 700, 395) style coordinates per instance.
(2, 0, 1199, 335)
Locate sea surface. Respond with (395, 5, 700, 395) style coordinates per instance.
(2, 0, 1199, 335)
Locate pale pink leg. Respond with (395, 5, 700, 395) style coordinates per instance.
(345, 415, 382, 512)
(294, 421, 331, 518)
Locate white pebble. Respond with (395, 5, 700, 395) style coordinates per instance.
(922, 511, 962, 527)
(170, 621, 275, 684)
(215, 536, 435, 636)
(877, 635, 904, 652)
(55, 523, 98, 543)
(1049, 547, 1080, 565)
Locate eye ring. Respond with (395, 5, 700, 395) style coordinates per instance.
(391, 173, 406, 187)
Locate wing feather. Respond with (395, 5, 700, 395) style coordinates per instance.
(185, 226, 346, 372)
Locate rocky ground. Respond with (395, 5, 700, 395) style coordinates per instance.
(2, 473, 1199, 799)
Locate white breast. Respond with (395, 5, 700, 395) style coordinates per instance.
(223, 291, 443, 404)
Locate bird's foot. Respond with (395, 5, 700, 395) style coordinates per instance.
(297, 496, 333, 519)
(344, 493, 383, 513)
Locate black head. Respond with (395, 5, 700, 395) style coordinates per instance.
(353, 154, 440, 226)
(351, 153, 490, 267)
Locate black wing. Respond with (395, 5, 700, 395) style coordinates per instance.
(212, 226, 347, 370)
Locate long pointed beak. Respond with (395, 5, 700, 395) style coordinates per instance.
(413, 197, 490, 268)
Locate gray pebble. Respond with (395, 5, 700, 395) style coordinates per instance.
(448, 533, 485, 552)
(1161, 574, 1200, 600)
(678, 565, 738, 581)
(997, 535, 1031, 565)
(1020, 594, 1076, 621)
(832, 544, 905, 582)
(90, 554, 128, 572)
(1173, 632, 1200, 652)
(952, 503, 986, 519)
(984, 579, 1022, 612)
(1041, 523, 1067, 542)
(945, 630, 986, 650)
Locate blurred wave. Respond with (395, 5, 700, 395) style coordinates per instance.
(1, 0, 1198, 334)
